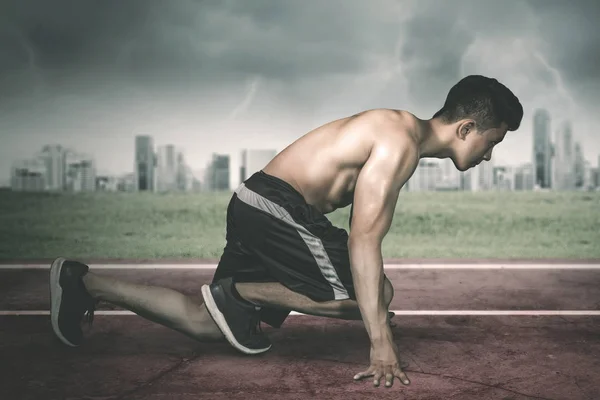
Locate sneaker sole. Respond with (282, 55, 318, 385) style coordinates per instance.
(201, 284, 271, 355)
(49, 257, 78, 347)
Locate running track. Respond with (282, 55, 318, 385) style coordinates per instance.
(1, 260, 599, 400)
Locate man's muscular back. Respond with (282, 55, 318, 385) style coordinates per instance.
(262, 109, 420, 215)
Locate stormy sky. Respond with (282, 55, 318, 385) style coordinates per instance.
(0, 0, 599, 187)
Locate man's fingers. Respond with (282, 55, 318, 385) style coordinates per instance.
(385, 372, 394, 387)
(353, 368, 374, 380)
(373, 371, 383, 387)
(394, 368, 411, 385)
(355, 366, 409, 387)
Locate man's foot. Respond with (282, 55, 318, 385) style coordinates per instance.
(49, 257, 97, 347)
(201, 278, 271, 355)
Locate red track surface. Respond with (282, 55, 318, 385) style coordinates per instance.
(1, 262, 599, 399)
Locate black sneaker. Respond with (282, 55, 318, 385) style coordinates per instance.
(201, 278, 271, 355)
(49, 257, 97, 347)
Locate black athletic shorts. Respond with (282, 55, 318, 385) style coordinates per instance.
(211, 170, 357, 328)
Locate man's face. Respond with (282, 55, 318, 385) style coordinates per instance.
(453, 121, 508, 171)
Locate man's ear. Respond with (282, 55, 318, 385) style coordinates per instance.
(458, 120, 475, 140)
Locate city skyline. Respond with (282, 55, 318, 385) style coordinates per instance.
(10, 119, 598, 193)
(4, 104, 598, 191)
(1, 1, 599, 187)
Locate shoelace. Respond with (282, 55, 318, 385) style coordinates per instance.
(82, 300, 98, 327)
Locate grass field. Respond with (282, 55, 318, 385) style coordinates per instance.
(0, 189, 599, 260)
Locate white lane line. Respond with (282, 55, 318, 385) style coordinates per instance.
(1, 264, 600, 270)
(1, 310, 599, 316)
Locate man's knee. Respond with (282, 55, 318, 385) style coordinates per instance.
(383, 276, 394, 306)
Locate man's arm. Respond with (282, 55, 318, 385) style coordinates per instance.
(348, 137, 416, 348)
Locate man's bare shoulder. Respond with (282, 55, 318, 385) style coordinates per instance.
(350, 108, 417, 137)
(349, 109, 419, 184)
(366, 109, 420, 165)
(348, 108, 406, 124)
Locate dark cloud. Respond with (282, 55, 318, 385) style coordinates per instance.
(0, 0, 148, 69)
(0, 0, 599, 183)
(399, 4, 476, 110)
(0, 1, 597, 125)
(525, 0, 600, 107)
(397, 0, 543, 112)
(0, 0, 397, 93)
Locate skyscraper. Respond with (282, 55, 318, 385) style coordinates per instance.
(175, 151, 193, 191)
(135, 135, 155, 192)
(532, 109, 552, 189)
(156, 144, 177, 192)
(39, 144, 67, 191)
(574, 142, 585, 188)
(553, 121, 574, 190)
(583, 160, 593, 190)
(204, 153, 230, 191)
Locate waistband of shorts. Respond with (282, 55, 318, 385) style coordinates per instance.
(254, 170, 305, 199)
(241, 170, 305, 202)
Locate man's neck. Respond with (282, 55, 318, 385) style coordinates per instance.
(414, 117, 455, 159)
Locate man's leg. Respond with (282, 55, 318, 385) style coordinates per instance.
(82, 272, 224, 341)
(236, 277, 395, 321)
(81, 271, 392, 341)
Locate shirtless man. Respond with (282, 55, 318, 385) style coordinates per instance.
(49, 75, 523, 388)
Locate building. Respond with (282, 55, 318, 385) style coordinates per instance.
(574, 142, 585, 189)
(461, 159, 495, 192)
(553, 121, 575, 190)
(117, 173, 136, 192)
(532, 109, 553, 189)
(190, 171, 202, 192)
(581, 161, 593, 190)
(596, 155, 600, 189)
(38, 144, 68, 191)
(204, 153, 230, 191)
(406, 160, 441, 192)
(10, 158, 46, 192)
(515, 163, 534, 191)
(156, 144, 178, 192)
(436, 158, 461, 191)
(193, 168, 205, 192)
(593, 168, 600, 189)
(134, 135, 155, 192)
(240, 149, 277, 183)
(96, 175, 119, 191)
(493, 166, 515, 191)
(65, 152, 96, 192)
(175, 151, 195, 192)
(475, 159, 494, 191)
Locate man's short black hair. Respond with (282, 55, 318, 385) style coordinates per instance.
(433, 75, 523, 132)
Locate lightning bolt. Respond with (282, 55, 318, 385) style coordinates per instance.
(2, 25, 43, 94)
(228, 76, 260, 120)
(532, 51, 577, 114)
